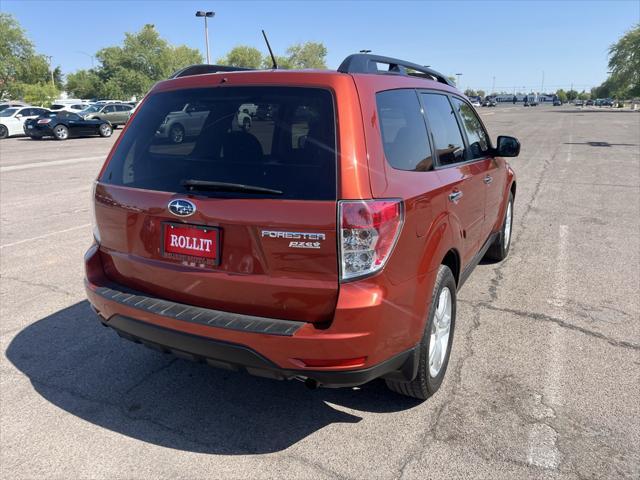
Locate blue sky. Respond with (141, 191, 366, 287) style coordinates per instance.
(3, 0, 638, 93)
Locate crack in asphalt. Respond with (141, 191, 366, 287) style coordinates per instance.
(475, 302, 640, 352)
(284, 454, 348, 480)
(26, 364, 222, 453)
(123, 358, 178, 395)
(1, 275, 77, 297)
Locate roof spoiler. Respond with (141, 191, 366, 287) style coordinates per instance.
(169, 64, 253, 79)
(337, 54, 454, 87)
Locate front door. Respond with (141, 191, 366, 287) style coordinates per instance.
(421, 92, 486, 266)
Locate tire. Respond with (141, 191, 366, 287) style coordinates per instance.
(169, 123, 185, 144)
(485, 193, 514, 261)
(53, 125, 69, 141)
(242, 117, 251, 130)
(98, 123, 113, 137)
(30, 135, 43, 140)
(386, 265, 456, 400)
(0, 125, 8, 139)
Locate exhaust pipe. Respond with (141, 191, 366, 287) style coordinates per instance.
(304, 378, 320, 390)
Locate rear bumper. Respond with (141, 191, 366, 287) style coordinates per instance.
(97, 314, 417, 387)
(85, 244, 424, 387)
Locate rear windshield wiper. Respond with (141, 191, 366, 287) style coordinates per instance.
(181, 179, 283, 195)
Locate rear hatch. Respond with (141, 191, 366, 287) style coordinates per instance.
(95, 85, 339, 323)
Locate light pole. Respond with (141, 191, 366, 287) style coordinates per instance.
(491, 76, 496, 95)
(455, 73, 463, 88)
(195, 11, 215, 64)
(45, 55, 54, 86)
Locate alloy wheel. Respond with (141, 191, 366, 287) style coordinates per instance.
(429, 286, 452, 377)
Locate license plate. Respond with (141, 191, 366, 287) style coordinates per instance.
(163, 223, 220, 265)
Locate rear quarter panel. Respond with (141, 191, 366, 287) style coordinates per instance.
(350, 75, 464, 341)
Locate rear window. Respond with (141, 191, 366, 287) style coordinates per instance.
(376, 89, 433, 171)
(101, 87, 336, 200)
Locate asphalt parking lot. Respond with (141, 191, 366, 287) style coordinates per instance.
(1, 105, 639, 479)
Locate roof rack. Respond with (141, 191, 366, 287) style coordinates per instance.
(337, 54, 455, 87)
(170, 64, 253, 79)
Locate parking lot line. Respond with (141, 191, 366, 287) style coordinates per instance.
(527, 224, 568, 470)
(0, 156, 105, 173)
(0, 223, 91, 249)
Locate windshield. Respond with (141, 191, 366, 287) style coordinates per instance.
(0, 108, 19, 117)
(101, 86, 337, 200)
(81, 105, 101, 113)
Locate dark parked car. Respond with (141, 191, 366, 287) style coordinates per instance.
(586, 99, 594, 106)
(553, 99, 562, 106)
(24, 111, 113, 140)
(482, 97, 497, 107)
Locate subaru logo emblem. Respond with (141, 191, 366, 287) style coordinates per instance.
(168, 199, 196, 217)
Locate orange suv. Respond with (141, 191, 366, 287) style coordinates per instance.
(85, 54, 520, 399)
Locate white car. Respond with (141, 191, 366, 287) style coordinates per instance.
(0, 106, 50, 139)
(0, 101, 28, 113)
(49, 103, 90, 113)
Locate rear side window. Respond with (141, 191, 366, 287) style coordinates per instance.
(421, 93, 466, 166)
(101, 87, 336, 200)
(451, 97, 490, 159)
(376, 89, 433, 172)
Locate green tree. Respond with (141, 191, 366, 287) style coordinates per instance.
(20, 82, 59, 106)
(65, 24, 202, 100)
(607, 24, 639, 98)
(66, 70, 101, 98)
(591, 80, 613, 99)
(0, 13, 57, 98)
(464, 89, 477, 97)
(577, 90, 590, 100)
(218, 45, 264, 68)
(261, 54, 292, 69)
(286, 42, 327, 69)
(566, 89, 578, 101)
(477, 89, 486, 98)
(555, 89, 568, 103)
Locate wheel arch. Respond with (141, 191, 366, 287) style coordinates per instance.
(441, 249, 461, 287)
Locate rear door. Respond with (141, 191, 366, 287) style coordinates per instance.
(102, 105, 117, 123)
(96, 86, 339, 323)
(450, 97, 505, 239)
(420, 92, 486, 266)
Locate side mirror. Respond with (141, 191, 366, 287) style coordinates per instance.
(496, 135, 520, 157)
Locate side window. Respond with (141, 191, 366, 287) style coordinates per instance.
(67, 113, 81, 121)
(421, 93, 466, 166)
(376, 89, 433, 172)
(451, 97, 490, 159)
(103, 105, 115, 113)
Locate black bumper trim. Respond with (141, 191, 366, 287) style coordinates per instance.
(103, 315, 418, 388)
(92, 282, 304, 336)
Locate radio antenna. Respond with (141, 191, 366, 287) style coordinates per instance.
(262, 30, 278, 69)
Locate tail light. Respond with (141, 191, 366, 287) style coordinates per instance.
(90, 181, 100, 244)
(37, 119, 51, 124)
(339, 199, 404, 281)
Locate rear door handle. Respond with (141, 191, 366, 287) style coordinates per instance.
(449, 190, 463, 203)
(484, 175, 493, 184)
